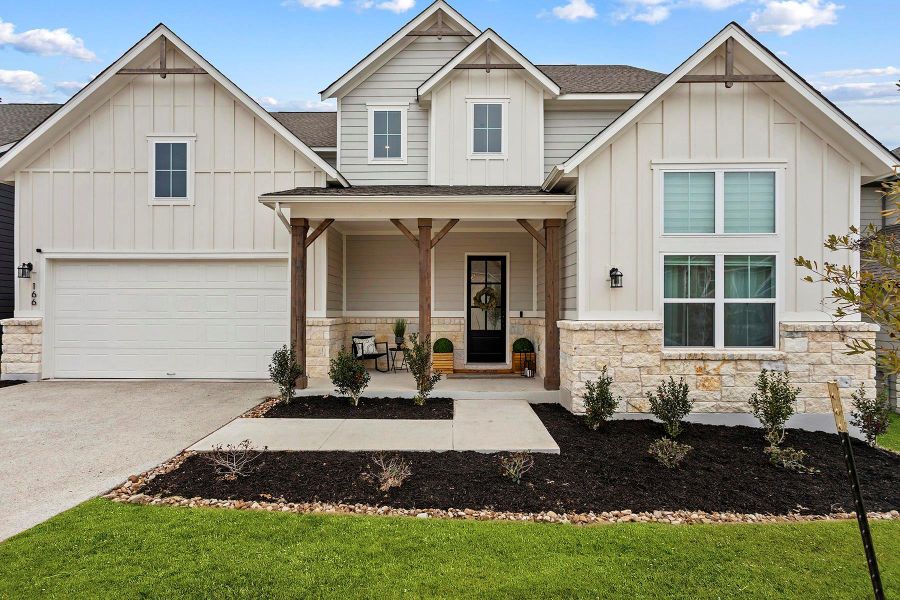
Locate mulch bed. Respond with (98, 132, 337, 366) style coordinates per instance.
(0, 380, 27, 388)
(261, 396, 454, 420)
(142, 404, 900, 516)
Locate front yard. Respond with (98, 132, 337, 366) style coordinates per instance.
(1, 499, 898, 599)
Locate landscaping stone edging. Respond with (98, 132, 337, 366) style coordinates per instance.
(103, 452, 900, 527)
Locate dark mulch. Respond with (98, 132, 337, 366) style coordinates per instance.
(0, 380, 26, 388)
(263, 396, 454, 420)
(144, 404, 900, 515)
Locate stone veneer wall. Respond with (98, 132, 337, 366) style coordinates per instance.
(559, 320, 878, 414)
(0, 318, 43, 381)
(510, 317, 545, 378)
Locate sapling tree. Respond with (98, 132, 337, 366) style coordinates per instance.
(748, 370, 811, 471)
(850, 384, 891, 446)
(406, 333, 442, 406)
(269, 344, 303, 405)
(329, 347, 370, 407)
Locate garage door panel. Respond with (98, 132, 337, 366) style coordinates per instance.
(51, 260, 289, 378)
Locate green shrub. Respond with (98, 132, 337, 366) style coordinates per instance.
(648, 437, 692, 468)
(765, 445, 813, 473)
(432, 338, 454, 353)
(512, 338, 534, 353)
(328, 347, 370, 407)
(646, 377, 692, 438)
(748, 369, 800, 448)
(583, 366, 620, 430)
(268, 344, 303, 404)
(392, 318, 407, 342)
(850, 384, 891, 446)
(499, 452, 534, 484)
(408, 333, 442, 405)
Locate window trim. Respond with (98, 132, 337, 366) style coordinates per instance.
(148, 135, 195, 206)
(466, 98, 509, 159)
(661, 252, 780, 349)
(367, 103, 408, 165)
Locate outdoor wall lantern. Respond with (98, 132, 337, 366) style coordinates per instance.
(17, 262, 33, 279)
(609, 267, 623, 289)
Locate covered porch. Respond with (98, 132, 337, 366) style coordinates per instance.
(258, 186, 576, 394)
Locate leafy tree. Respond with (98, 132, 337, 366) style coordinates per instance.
(269, 345, 303, 404)
(329, 347, 370, 407)
(407, 333, 442, 406)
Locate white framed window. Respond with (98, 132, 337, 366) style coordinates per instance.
(663, 254, 777, 348)
(148, 135, 194, 205)
(367, 103, 407, 164)
(467, 98, 508, 158)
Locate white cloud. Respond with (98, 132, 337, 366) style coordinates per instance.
(693, 0, 744, 7)
(290, 0, 342, 8)
(552, 0, 598, 21)
(633, 5, 671, 23)
(0, 69, 45, 94)
(748, 1, 841, 36)
(613, 0, 744, 24)
(0, 19, 95, 61)
(817, 81, 897, 102)
(257, 96, 336, 111)
(375, 0, 415, 12)
(822, 66, 900, 79)
(55, 80, 86, 92)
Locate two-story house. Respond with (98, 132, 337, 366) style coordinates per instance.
(0, 0, 896, 414)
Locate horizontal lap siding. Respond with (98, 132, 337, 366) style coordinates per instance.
(536, 216, 574, 315)
(339, 37, 470, 185)
(326, 229, 343, 312)
(860, 186, 884, 230)
(543, 110, 620, 176)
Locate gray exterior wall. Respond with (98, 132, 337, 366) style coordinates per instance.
(861, 185, 884, 230)
(345, 235, 418, 311)
(543, 110, 621, 176)
(536, 208, 576, 315)
(326, 228, 343, 313)
(338, 35, 471, 185)
(0, 184, 13, 319)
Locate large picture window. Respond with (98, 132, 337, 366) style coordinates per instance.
(663, 169, 776, 235)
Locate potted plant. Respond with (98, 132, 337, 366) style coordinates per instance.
(432, 337, 454, 374)
(512, 337, 535, 374)
(392, 318, 407, 347)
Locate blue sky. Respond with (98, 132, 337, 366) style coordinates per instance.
(1, 0, 898, 148)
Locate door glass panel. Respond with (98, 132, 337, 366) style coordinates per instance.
(469, 308, 485, 331)
(470, 260, 486, 282)
(486, 260, 502, 283)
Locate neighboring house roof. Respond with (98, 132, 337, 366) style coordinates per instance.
(0, 103, 61, 147)
(536, 65, 665, 95)
(547, 22, 899, 188)
(894, 147, 900, 160)
(270, 112, 336, 148)
(0, 24, 348, 186)
(262, 185, 567, 197)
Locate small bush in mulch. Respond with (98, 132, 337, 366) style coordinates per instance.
(143, 404, 900, 516)
(262, 395, 454, 420)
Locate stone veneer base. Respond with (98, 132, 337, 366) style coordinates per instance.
(0, 318, 43, 381)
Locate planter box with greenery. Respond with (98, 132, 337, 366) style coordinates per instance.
(432, 338, 454, 374)
(511, 337, 535, 374)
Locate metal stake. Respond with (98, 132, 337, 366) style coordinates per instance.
(827, 382, 884, 600)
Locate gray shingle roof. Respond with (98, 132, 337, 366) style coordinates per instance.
(536, 65, 666, 94)
(263, 185, 568, 197)
(270, 112, 336, 148)
(0, 103, 62, 146)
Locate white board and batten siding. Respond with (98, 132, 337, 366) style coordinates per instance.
(338, 35, 471, 185)
(576, 53, 860, 321)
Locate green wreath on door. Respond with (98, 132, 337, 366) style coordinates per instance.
(473, 286, 502, 327)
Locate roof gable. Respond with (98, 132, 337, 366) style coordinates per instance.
(546, 22, 898, 187)
(0, 24, 348, 185)
(417, 29, 561, 100)
(320, 0, 479, 101)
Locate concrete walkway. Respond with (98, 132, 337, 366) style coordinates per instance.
(190, 399, 560, 454)
(0, 380, 274, 541)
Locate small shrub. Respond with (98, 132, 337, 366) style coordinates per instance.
(646, 377, 692, 438)
(432, 337, 454, 353)
(372, 453, 411, 492)
(499, 452, 535, 484)
(269, 344, 303, 404)
(766, 445, 814, 473)
(583, 366, 620, 430)
(648, 437, 692, 469)
(329, 347, 370, 406)
(203, 439, 266, 481)
(850, 384, 891, 446)
(407, 333, 442, 406)
(749, 369, 800, 447)
(512, 337, 534, 353)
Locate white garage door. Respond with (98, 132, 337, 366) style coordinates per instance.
(51, 260, 289, 378)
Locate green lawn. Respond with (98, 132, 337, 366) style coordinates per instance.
(1, 500, 898, 599)
(880, 412, 900, 452)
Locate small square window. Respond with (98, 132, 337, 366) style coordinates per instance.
(153, 141, 189, 200)
(472, 102, 502, 154)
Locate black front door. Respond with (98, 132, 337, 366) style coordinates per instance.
(467, 256, 506, 363)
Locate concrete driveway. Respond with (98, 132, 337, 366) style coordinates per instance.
(0, 380, 274, 541)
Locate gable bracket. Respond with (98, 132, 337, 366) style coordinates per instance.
(678, 37, 782, 87)
(118, 38, 208, 78)
(454, 40, 524, 72)
(408, 10, 469, 38)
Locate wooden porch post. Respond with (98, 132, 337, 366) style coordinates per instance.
(418, 218, 433, 343)
(290, 217, 309, 389)
(544, 219, 562, 391)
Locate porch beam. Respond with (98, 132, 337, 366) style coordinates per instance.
(305, 218, 334, 248)
(544, 219, 562, 391)
(517, 219, 545, 248)
(430, 219, 459, 248)
(290, 218, 310, 389)
(418, 218, 433, 344)
(391, 219, 419, 245)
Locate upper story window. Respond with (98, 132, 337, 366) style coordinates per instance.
(663, 169, 776, 234)
(149, 137, 193, 204)
(467, 99, 508, 158)
(367, 103, 407, 164)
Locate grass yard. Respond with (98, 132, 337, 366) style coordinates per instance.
(1, 499, 898, 599)
(881, 412, 900, 452)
